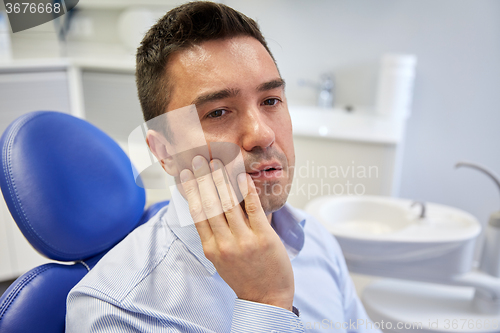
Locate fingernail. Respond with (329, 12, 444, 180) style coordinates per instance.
(210, 159, 221, 171)
(192, 155, 204, 170)
(180, 169, 190, 183)
(237, 173, 248, 197)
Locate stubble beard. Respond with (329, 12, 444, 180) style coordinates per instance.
(240, 166, 294, 216)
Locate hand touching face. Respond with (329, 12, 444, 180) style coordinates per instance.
(180, 157, 294, 311)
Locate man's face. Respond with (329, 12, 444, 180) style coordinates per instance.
(165, 36, 295, 214)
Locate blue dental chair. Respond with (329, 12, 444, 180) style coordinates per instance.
(0, 111, 169, 333)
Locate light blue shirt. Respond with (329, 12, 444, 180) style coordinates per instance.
(66, 188, 380, 333)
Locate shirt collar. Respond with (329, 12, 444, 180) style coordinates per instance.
(165, 186, 217, 275)
(164, 186, 306, 275)
(271, 202, 306, 260)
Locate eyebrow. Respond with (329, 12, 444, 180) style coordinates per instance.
(257, 78, 286, 92)
(192, 78, 286, 108)
(192, 88, 240, 108)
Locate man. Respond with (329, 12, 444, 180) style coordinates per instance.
(66, 2, 380, 332)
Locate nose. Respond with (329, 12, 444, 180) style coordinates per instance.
(240, 107, 275, 152)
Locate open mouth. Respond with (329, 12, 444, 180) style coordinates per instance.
(248, 166, 283, 179)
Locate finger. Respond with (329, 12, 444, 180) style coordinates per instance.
(210, 159, 249, 233)
(179, 168, 212, 243)
(192, 155, 231, 238)
(237, 173, 269, 231)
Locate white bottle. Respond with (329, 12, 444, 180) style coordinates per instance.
(375, 54, 417, 119)
(0, 12, 12, 62)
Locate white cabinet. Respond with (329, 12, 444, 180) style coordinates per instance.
(0, 70, 72, 132)
(0, 66, 73, 281)
(288, 136, 397, 210)
(0, 193, 51, 280)
(0, 198, 15, 281)
(82, 70, 144, 143)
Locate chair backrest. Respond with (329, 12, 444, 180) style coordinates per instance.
(0, 111, 168, 333)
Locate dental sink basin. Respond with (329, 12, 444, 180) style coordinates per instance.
(305, 196, 481, 280)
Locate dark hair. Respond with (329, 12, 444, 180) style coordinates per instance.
(136, 1, 276, 134)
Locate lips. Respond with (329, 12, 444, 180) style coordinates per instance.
(247, 162, 283, 179)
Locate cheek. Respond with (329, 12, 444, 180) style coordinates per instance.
(201, 127, 234, 144)
(274, 115, 295, 166)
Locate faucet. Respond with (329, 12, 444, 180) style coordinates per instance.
(411, 201, 426, 219)
(456, 161, 500, 278)
(318, 74, 335, 108)
(299, 73, 335, 108)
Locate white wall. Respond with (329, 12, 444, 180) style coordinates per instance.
(226, 0, 500, 239)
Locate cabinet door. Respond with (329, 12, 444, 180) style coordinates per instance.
(0, 71, 71, 133)
(0, 195, 15, 281)
(288, 136, 396, 209)
(0, 70, 70, 280)
(0, 192, 51, 279)
(82, 70, 144, 143)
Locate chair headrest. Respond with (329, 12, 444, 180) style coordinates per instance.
(0, 111, 146, 261)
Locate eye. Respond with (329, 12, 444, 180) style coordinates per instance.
(206, 109, 226, 119)
(262, 98, 280, 106)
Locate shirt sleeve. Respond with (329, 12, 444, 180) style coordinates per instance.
(66, 287, 173, 333)
(231, 299, 305, 333)
(67, 287, 304, 333)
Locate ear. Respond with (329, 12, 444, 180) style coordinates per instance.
(146, 130, 179, 176)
